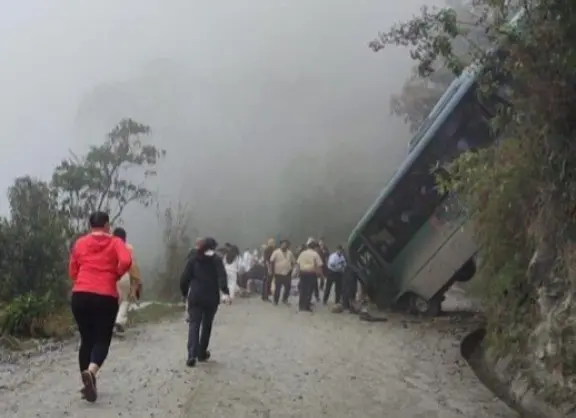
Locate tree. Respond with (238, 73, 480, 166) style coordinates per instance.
(369, 0, 576, 403)
(52, 118, 166, 231)
(386, 0, 492, 133)
(0, 176, 69, 303)
(390, 66, 455, 132)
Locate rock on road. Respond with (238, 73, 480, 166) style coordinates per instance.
(0, 298, 517, 418)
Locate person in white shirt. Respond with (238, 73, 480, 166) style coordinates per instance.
(237, 249, 254, 292)
(323, 245, 347, 305)
(223, 243, 241, 300)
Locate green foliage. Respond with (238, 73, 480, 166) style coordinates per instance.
(390, 66, 455, 132)
(52, 118, 166, 231)
(2, 293, 56, 337)
(0, 177, 70, 305)
(374, 0, 576, 380)
(385, 0, 493, 133)
(0, 119, 161, 338)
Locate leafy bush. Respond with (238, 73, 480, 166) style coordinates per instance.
(376, 0, 576, 392)
(0, 119, 162, 338)
(0, 177, 70, 307)
(0, 177, 71, 339)
(2, 293, 59, 337)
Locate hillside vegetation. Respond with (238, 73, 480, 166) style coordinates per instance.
(378, 0, 576, 407)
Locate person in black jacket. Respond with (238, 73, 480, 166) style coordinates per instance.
(180, 237, 230, 367)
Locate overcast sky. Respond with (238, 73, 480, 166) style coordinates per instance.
(0, 0, 436, 260)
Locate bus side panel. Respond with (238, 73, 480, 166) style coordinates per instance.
(388, 219, 459, 288)
(405, 224, 477, 300)
(389, 195, 465, 292)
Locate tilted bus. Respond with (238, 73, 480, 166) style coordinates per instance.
(346, 54, 515, 315)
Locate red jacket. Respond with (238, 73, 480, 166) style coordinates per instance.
(69, 231, 133, 298)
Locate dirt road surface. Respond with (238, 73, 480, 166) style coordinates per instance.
(0, 297, 517, 418)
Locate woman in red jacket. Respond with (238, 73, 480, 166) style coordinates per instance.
(69, 211, 132, 403)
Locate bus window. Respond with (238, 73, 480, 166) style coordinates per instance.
(365, 165, 448, 262)
(434, 89, 497, 162)
(361, 86, 499, 265)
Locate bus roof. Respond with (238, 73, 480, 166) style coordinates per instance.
(347, 68, 478, 248)
(408, 76, 465, 152)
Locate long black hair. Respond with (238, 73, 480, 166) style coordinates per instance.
(225, 244, 240, 264)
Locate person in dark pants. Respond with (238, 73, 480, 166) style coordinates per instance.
(296, 239, 325, 312)
(69, 211, 133, 402)
(338, 265, 360, 314)
(323, 245, 346, 305)
(262, 239, 275, 302)
(269, 239, 296, 305)
(317, 238, 330, 291)
(312, 270, 321, 302)
(180, 237, 230, 367)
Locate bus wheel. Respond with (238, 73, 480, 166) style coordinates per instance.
(409, 293, 442, 317)
(454, 259, 476, 283)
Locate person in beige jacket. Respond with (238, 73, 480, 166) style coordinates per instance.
(112, 227, 142, 333)
(269, 239, 296, 305)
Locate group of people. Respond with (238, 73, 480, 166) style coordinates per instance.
(177, 236, 361, 366)
(217, 237, 356, 313)
(67, 210, 362, 404)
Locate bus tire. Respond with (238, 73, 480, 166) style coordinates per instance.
(395, 293, 412, 312)
(453, 259, 476, 283)
(409, 293, 442, 317)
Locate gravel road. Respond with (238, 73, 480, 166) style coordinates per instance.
(0, 297, 517, 418)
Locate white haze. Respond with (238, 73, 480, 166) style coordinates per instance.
(0, 0, 439, 267)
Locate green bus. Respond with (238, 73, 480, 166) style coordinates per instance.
(347, 58, 513, 316)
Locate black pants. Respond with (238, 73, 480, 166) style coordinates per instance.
(273, 274, 291, 304)
(342, 271, 358, 311)
(261, 269, 271, 300)
(312, 276, 320, 301)
(71, 292, 119, 372)
(323, 271, 343, 304)
(299, 272, 316, 311)
(187, 304, 218, 360)
(320, 267, 328, 291)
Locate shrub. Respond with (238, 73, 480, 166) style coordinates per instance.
(374, 0, 576, 394)
(0, 293, 70, 338)
(0, 177, 71, 337)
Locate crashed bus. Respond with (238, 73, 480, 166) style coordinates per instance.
(346, 38, 518, 315)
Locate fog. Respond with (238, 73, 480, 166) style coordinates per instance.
(0, 0, 435, 264)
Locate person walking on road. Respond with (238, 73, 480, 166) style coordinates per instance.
(323, 245, 346, 305)
(180, 237, 231, 367)
(69, 211, 133, 403)
(184, 239, 203, 323)
(262, 238, 276, 302)
(269, 239, 296, 306)
(317, 238, 330, 292)
(112, 227, 142, 333)
(296, 238, 325, 312)
(223, 243, 241, 300)
(333, 264, 360, 314)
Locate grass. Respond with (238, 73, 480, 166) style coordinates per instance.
(0, 301, 181, 351)
(129, 302, 184, 325)
(0, 307, 75, 351)
(40, 309, 76, 340)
